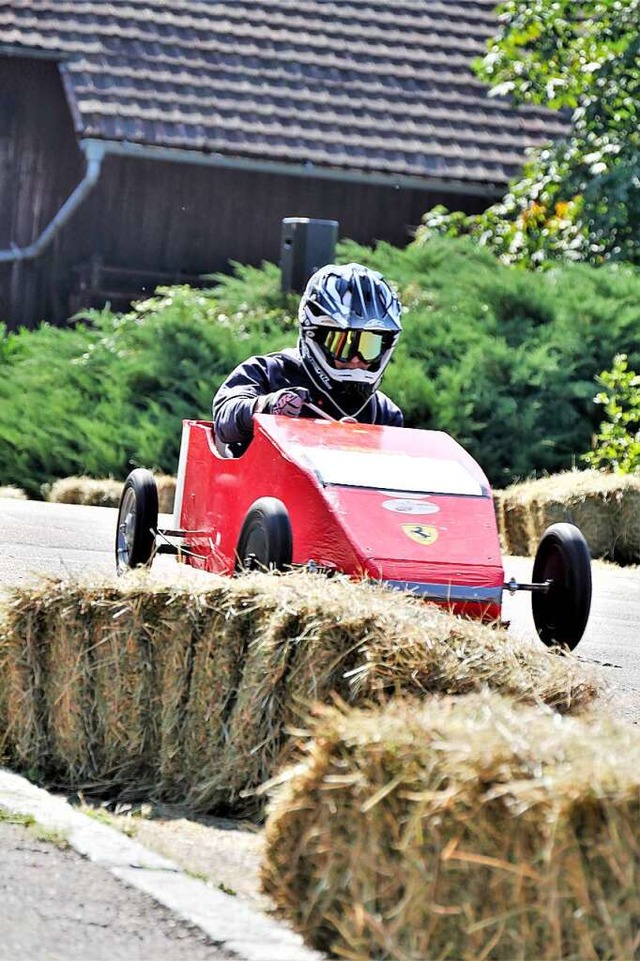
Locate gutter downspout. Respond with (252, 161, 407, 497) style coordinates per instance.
(0, 140, 105, 264)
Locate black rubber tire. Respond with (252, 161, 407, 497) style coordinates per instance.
(531, 522, 592, 650)
(115, 468, 159, 573)
(235, 497, 292, 572)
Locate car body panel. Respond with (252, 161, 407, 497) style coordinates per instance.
(173, 415, 504, 619)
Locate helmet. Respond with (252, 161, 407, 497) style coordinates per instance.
(298, 263, 402, 391)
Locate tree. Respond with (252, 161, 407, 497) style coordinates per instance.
(582, 354, 640, 473)
(416, 0, 640, 267)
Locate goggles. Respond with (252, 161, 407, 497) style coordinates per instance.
(318, 328, 392, 365)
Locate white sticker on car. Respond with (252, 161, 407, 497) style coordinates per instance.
(382, 499, 440, 515)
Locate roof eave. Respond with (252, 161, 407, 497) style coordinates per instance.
(0, 43, 65, 61)
(81, 137, 506, 199)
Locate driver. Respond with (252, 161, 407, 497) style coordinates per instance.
(212, 262, 404, 456)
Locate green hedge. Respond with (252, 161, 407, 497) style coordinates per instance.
(2, 241, 640, 496)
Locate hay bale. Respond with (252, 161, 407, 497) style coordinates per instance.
(155, 474, 176, 514)
(608, 482, 640, 564)
(191, 572, 600, 813)
(45, 476, 124, 507)
(166, 584, 274, 808)
(527, 472, 619, 559)
(88, 588, 164, 787)
(37, 582, 96, 780)
(0, 485, 27, 500)
(0, 593, 48, 768)
(194, 573, 600, 814)
(496, 484, 536, 555)
(498, 469, 640, 562)
(183, 587, 286, 811)
(492, 492, 508, 552)
(0, 576, 193, 793)
(262, 694, 640, 961)
(44, 474, 175, 513)
(0, 571, 601, 813)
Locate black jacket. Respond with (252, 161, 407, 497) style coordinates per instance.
(213, 347, 403, 456)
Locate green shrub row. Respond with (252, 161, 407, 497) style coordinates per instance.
(2, 240, 640, 496)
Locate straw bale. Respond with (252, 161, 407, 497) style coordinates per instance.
(0, 570, 601, 814)
(527, 472, 620, 559)
(0, 576, 185, 793)
(608, 482, 640, 564)
(499, 469, 640, 562)
(495, 485, 535, 555)
(153, 596, 202, 795)
(194, 572, 599, 814)
(492, 492, 508, 552)
(43, 474, 175, 513)
(37, 583, 97, 780)
(195, 576, 376, 808)
(228, 571, 599, 713)
(155, 474, 176, 514)
(0, 485, 27, 500)
(262, 693, 640, 961)
(0, 585, 52, 770)
(88, 589, 163, 788)
(45, 476, 124, 507)
(171, 584, 274, 808)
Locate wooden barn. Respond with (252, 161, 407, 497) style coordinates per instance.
(0, 1, 567, 329)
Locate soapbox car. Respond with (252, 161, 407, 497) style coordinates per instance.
(115, 413, 592, 650)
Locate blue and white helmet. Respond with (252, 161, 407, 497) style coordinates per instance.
(298, 263, 402, 390)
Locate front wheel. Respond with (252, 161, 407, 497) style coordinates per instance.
(235, 497, 292, 572)
(531, 522, 592, 650)
(115, 468, 158, 573)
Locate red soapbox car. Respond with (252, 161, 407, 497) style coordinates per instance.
(115, 412, 592, 650)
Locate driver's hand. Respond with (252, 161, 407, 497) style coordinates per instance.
(255, 387, 310, 417)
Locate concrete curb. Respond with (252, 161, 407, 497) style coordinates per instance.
(0, 768, 323, 961)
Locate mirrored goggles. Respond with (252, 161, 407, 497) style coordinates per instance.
(318, 328, 392, 364)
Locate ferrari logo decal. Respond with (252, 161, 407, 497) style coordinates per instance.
(402, 524, 439, 546)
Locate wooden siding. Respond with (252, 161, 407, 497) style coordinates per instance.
(78, 154, 490, 273)
(0, 57, 493, 329)
(0, 57, 84, 327)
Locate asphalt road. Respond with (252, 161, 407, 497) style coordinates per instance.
(0, 819, 229, 961)
(1, 496, 639, 723)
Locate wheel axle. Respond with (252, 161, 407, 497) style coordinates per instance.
(504, 577, 552, 595)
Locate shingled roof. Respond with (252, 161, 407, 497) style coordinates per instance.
(0, 0, 568, 189)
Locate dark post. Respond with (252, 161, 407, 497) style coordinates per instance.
(280, 217, 339, 294)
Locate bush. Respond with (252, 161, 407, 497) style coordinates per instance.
(582, 353, 640, 473)
(2, 240, 640, 494)
(339, 238, 640, 485)
(0, 275, 297, 497)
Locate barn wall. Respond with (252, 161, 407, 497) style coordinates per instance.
(89, 154, 488, 269)
(67, 154, 490, 316)
(0, 57, 84, 327)
(0, 56, 494, 330)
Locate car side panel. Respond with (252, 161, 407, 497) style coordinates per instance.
(174, 418, 503, 619)
(176, 420, 362, 574)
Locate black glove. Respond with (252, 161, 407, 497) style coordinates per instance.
(255, 387, 310, 417)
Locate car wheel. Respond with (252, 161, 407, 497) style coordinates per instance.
(115, 468, 158, 573)
(235, 497, 292, 572)
(531, 522, 592, 650)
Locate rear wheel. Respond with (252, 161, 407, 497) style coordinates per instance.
(115, 469, 158, 573)
(531, 522, 592, 650)
(235, 497, 292, 572)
